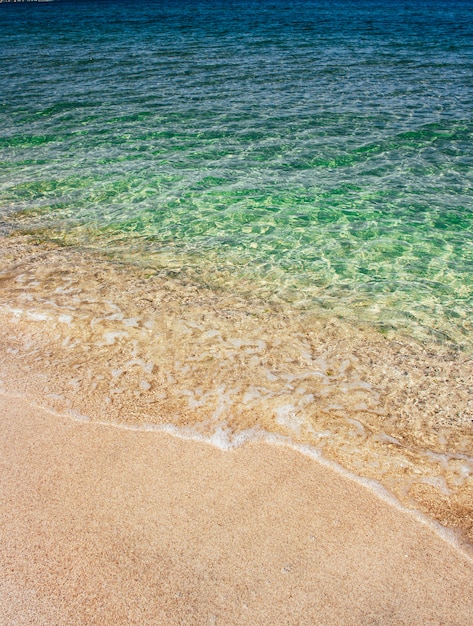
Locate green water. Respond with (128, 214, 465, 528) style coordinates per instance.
(1, 0, 473, 348)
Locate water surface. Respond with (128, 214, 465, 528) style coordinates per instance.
(1, 0, 473, 543)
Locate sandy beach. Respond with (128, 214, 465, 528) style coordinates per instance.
(1, 393, 473, 625)
(2, 1, 473, 623)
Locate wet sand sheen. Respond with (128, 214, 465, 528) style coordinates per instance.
(0, 239, 472, 545)
(1, 393, 473, 625)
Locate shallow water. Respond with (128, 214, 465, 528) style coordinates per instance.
(0, 239, 472, 545)
(1, 0, 473, 543)
(2, 0, 473, 346)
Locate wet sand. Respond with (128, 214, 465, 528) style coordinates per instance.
(1, 239, 473, 547)
(1, 393, 473, 625)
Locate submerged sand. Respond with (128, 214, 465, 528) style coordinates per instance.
(1, 393, 473, 625)
(1, 239, 473, 545)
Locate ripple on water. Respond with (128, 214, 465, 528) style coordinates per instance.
(0, 240, 472, 546)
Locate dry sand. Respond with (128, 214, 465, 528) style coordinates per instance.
(1, 393, 473, 625)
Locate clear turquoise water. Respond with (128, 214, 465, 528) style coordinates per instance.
(1, 0, 473, 348)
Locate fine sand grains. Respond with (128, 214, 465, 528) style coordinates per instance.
(1, 394, 473, 625)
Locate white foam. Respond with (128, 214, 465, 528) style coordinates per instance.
(208, 426, 241, 450)
(104, 301, 122, 314)
(264, 369, 278, 382)
(345, 418, 366, 436)
(180, 389, 208, 409)
(2, 306, 24, 317)
(66, 409, 90, 422)
(202, 329, 221, 339)
(275, 404, 304, 434)
(424, 448, 473, 466)
(451, 463, 473, 486)
(1, 388, 471, 562)
(27, 312, 50, 322)
(46, 393, 65, 401)
(123, 317, 139, 327)
(125, 358, 154, 374)
(106, 313, 125, 322)
(340, 380, 373, 393)
(211, 385, 236, 421)
(374, 432, 402, 446)
(282, 370, 327, 383)
(102, 330, 129, 345)
(242, 386, 270, 404)
(289, 441, 468, 558)
(419, 475, 451, 496)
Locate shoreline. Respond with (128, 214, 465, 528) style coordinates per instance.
(4, 388, 471, 561)
(0, 237, 472, 546)
(2, 392, 473, 624)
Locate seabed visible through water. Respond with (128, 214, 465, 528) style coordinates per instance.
(1, 0, 473, 549)
(0, 236, 472, 548)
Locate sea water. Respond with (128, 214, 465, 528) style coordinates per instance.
(1, 0, 473, 544)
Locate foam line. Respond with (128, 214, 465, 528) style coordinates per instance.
(1, 387, 472, 563)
